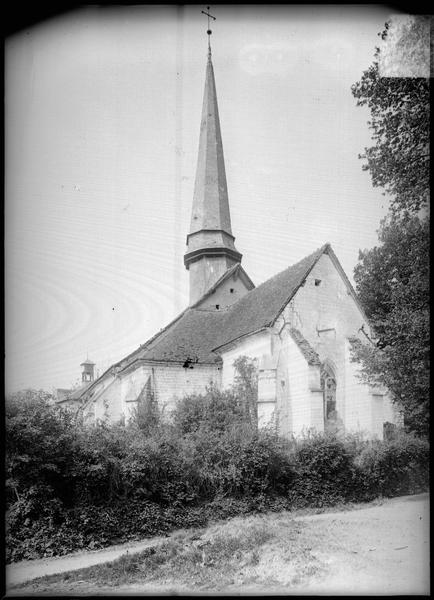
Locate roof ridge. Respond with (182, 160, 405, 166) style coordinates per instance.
(259, 243, 328, 294)
(73, 243, 341, 399)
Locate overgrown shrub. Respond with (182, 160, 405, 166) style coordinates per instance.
(5, 390, 78, 507)
(193, 431, 294, 497)
(287, 431, 359, 507)
(354, 431, 429, 498)
(5, 387, 429, 563)
(119, 433, 201, 506)
(171, 386, 246, 435)
(6, 500, 207, 563)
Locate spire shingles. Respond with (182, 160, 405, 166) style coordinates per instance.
(184, 54, 242, 305)
(190, 56, 232, 234)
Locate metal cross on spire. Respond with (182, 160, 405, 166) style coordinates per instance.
(201, 6, 216, 57)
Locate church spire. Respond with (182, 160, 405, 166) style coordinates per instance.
(184, 13, 242, 305)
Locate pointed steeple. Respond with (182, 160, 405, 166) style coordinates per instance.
(190, 54, 232, 234)
(184, 53, 242, 305)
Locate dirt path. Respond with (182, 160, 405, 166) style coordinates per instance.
(6, 493, 430, 595)
(291, 492, 430, 595)
(5, 534, 171, 589)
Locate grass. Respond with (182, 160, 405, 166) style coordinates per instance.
(11, 514, 328, 593)
(9, 496, 407, 595)
(9, 494, 429, 595)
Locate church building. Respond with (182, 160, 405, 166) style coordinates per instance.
(63, 39, 400, 440)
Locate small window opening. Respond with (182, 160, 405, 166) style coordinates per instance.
(230, 288, 234, 293)
(215, 304, 220, 309)
(314, 279, 322, 286)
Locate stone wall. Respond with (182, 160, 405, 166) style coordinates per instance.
(279, 252, 368, 427)
(84, 361, 220, 424)
(220, 330, 271, 389)
(343, 336, 400, 440)
(285, 332, 312, 436)
(278, 252, 399, 438)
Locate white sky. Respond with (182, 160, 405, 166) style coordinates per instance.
(5, 4, 398, 393)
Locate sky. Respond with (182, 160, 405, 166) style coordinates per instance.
(5, 4, 401, 394)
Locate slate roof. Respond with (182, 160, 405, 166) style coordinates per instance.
(112, 243, 328, 372)
(117, 308, 225, 368)
(212, 244, 328, 351)
(76, 242, 346, 398)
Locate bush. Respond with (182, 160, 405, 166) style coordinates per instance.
(287, 431, 360, 507)
(171, 386, 246, 435)
(5, 388, 430, 563)
(119, 432, 201, 506)
(354, 432, 429, 498)
(198, 431, 294, 497)
(5, 390, 78, 508)
(68, 424, 131, 505)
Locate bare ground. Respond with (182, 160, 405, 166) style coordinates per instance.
(6, 493, 430, 596)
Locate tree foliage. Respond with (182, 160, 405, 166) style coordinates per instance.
(350, 16, 430, 436)
(351, 16, 430, 215)
(231, 355, 259, 427)
(351, 214, 429, 434)
(5, 389, 78, 505)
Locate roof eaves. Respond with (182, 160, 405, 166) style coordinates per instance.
(81, 307, 192, 395)
(118, 355, 220, 374)
(127, 307, 191, 359)
(212, 326, 269, 354)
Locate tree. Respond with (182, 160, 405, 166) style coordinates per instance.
(5, 389, 77, 507)
(350, 214, 429, 435)
(351, 15, 430, 215)
(231, 356, 258, 428)
(350, 16, 430, 436)
(128, 381, 162, 435)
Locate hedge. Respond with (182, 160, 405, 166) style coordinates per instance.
(5, 390, 429, 563)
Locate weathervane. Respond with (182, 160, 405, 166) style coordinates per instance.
(201, 6, 216, 57)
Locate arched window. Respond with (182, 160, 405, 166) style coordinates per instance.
(320, 364, 338, 431)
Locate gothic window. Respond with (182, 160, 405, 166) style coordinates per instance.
(320, 365, 338, 430)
